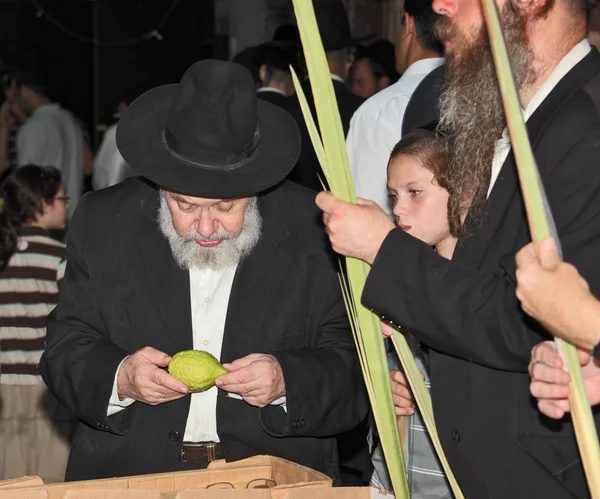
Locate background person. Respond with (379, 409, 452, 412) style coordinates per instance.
(0, 165, 76, 482)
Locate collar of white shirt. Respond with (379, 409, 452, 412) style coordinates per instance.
(487, 38, 592, 196)
(257, 87, 288, 97)
(304, 73, 345, 84)
(330, 73, 345, 84)
(400, 57, 445, 81)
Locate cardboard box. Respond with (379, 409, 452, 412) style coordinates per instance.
(2, 455, 331, 499)
(173, 488, 395, 499)
(0, 476, 44, 489)
(58, 488, 393, 499)
(0, 491, 48, 499)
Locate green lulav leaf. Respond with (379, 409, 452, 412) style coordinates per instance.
(481, 0, 600, 496)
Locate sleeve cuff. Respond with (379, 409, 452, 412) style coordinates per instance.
(107, 356, 135, 417)
(271, 395, 287, 413)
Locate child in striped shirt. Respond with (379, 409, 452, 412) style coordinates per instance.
(0, 164, 75, 482)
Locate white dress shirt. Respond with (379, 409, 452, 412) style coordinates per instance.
(487, 39, 591, 196)
(17, 103, 84, 218)
(93, 123, 132, 191)
(346, 58, 445, 216)
(107, 265, 237, 442)
(107, 263, 285, 441)
(183, 265, 237, 442)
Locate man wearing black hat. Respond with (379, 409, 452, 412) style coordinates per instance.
(285, 0, 368, 192)
(38, 59, 368, 482)
(254, 43, 296, 108)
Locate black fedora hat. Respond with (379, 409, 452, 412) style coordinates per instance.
(116, 59, 300, 198)
(254, 42, 299, 74)
(313, 0, 373, 51)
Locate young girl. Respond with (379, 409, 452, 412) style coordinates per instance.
(371, 129, 455, 497)
(0, 165, 75, 483)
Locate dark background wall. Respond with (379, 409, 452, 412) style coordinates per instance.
(0, 0, 216, 147)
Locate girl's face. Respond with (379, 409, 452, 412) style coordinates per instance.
(39, 184, 69, 229)
(387, 154, 451, 248)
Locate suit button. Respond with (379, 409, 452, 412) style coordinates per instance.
(169, 431, 180, 441)
(452, 429, 460, 443)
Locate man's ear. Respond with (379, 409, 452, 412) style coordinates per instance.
(401, 12, 416, 40)
(258, 64, 268, 84)
(515, 0, 550, 17)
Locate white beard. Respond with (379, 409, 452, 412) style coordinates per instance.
(157, 193, 262, 270)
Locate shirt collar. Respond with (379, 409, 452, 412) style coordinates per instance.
(523, 38, 591, 121)
(330, 73, 345, 84)
(302, 73, 346, 84)
(400, 57, 445, 80)
(500, 38, 591, 142)
(257, 87, 288, 97)
(18, 226, 48, 237)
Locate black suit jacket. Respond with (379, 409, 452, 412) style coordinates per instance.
(39, 178, 368, 482)
(363, 49, 600, 498)
(257, 89, 292, 110)
(286, 78, 364, 191)
(401, 64, 446, 135)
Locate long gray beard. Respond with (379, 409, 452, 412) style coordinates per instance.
(437, 2, 534, 232)
(158, 193, 262, 270)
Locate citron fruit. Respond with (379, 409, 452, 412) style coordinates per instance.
(168, 350, 228, 392)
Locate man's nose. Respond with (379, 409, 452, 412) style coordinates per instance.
(195, 215, 217, 238)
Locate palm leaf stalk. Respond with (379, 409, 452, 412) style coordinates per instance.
(289, 1, 407, 496)
(389, 331, 464, 498)
(481, 0, 600, 495)
(290, 1, 464, 496)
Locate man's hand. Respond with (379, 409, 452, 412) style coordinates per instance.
(390, 369, 415, 416)
(315, 192, 395, 265)
(117, 347, 189, 406)
(516, 237, 600, 349)
(381, 321, 394, 337)
(216, 354, 285, 408)
(529, 341, 600, 419)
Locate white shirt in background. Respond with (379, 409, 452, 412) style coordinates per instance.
(17, 103, 84, 218)
(347, 58, 445, 216)
(93, 123, 132, 191)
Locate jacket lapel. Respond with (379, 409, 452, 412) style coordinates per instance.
(220, 192, 292, 363)
(136, 185, 193, 354)
(456, 48, 600, 268)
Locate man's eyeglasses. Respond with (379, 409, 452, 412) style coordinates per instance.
(205, 478, 277, 489)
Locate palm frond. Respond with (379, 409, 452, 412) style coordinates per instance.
(481, 1, 600, 495)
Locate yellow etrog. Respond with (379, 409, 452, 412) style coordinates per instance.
(168, 350, 228, 392)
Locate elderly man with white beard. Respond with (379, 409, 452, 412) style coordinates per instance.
(316, 0, 600, 497)
(38, 59, 368, 483)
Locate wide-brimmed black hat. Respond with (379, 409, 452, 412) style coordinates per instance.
(313, 0, 373, 51)
(116, 59, 300, 198)
(254, 43, 299, 74)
